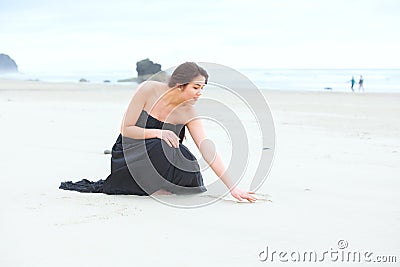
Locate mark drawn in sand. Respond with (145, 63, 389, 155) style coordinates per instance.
(199, 193, 272, 204)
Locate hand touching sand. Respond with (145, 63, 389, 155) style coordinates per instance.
(230, 187, 257, 202)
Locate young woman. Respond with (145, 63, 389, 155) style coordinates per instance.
(60, 62, 257, 203)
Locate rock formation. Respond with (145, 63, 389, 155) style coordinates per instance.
(136, 58, 161, 76)
(118, 58, 167, 83)
(0, 54, 18, 73)
(136, 58, 166, 83)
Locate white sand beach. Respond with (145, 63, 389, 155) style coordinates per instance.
(0, 79, 399, 266)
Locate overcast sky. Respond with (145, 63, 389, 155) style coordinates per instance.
(1, 0, 400, 72)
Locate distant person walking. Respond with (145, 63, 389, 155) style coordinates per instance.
(349, 76, 356, 92)
(358, 75, 364, 92)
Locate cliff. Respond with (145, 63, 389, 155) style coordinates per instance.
(0, 54, 18, 73)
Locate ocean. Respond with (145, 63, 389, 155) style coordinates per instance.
(244, 68, 400, 93)
(1, 69, 400, 93)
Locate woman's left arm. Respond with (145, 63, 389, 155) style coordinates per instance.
(186, 117, 257, 202)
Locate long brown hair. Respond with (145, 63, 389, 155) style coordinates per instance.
(168, 62, 209, 88)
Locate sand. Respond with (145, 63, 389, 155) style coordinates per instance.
(0, 79, 399, 266)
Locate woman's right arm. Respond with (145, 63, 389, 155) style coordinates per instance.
(120, 82, 180, 148)
(120, 82, 160, 139)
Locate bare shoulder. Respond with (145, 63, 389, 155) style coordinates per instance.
(135, 80, 165, 95)
(180, 105, 199, 124)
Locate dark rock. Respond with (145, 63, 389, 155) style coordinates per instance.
(118, 58, 167, 84)
(104, 149, 111, 154)
(136, 58, 161, 76)
(136, 58, 163, 83)
(103, 80, 111, 83)
(0, 54, 18, 73)
(79, 78, 89, 83)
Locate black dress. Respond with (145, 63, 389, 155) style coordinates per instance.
(59, 110, 207, 196)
